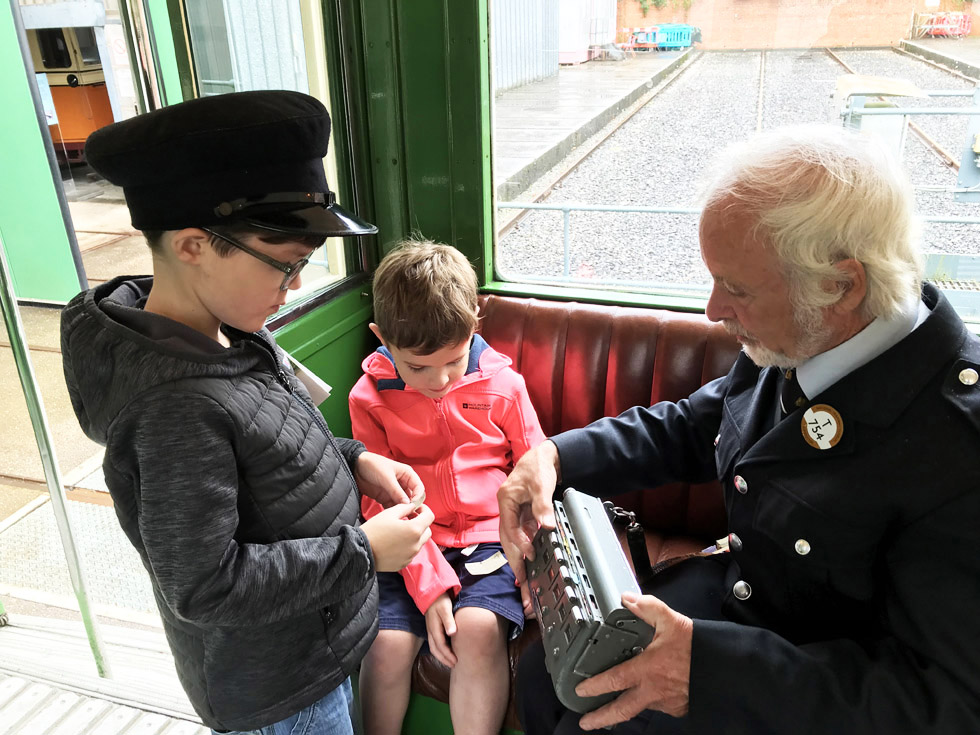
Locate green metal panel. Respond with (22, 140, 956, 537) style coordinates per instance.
(350, 0, 491, 271)
(144, 0, 187, 105)
(445, 0, 492, 283)
(0, 2, 83, 302)
(483, 278, 708, 314)
(321, 0, 378, 272)
(358, 0, 410, 252)
(402, 691, 454, 735)
(273, 285, 376, 438)
(352, 672, 456, 735)
(396, 2, 452, 242)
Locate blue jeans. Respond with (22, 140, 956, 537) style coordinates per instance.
(213, 678, 354, 735)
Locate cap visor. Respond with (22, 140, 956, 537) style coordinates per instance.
(244, 203, 378, 237)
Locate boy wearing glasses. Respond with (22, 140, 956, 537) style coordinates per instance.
(60, 91, 434, 735)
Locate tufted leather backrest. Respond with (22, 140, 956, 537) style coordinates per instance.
(477, 294, 742, 538)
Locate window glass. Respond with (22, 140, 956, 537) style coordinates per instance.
(184, 0, 349, 309)
(74, 27, 101, 66)
(36, 29, 71, 69)
(39, 1, 352, 315)
(489, 0, 980, 320)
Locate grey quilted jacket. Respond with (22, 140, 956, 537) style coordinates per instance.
(60, 276, 378, 732)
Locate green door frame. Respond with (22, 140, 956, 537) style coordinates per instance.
(0, 0, 194, 305)
(334, 0, 492, 280)
(145, 0, 194, 104)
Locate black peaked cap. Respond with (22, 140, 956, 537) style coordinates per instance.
(84, 90, 376, 236)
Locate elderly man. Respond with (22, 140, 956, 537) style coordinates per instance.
(498, 124, 980, 735)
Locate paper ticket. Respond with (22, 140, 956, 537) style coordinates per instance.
(464, 551, 508, 576)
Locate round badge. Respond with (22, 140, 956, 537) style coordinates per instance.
(800, 404, 843, 450)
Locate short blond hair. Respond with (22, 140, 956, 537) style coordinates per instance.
(372, 240, 479, 352)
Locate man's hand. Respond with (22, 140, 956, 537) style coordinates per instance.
(424, 592, 458, 669)
(361, 503, 434, 572)
(497, 440, 561, 613)
(355, 451, 424, 508)
(575, 592, 693, 731)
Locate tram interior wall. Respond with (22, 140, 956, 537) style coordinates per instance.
(616, 0, 980, 49)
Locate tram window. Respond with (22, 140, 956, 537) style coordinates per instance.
(488, 3, 980, 321)
(182, 0, 356, 316)
(73, 27, 101, 67)
(282, 240, 349, 307)
(36, 29, 71, 69)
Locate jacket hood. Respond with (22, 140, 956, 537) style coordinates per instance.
(60, 275, 275, 444)
(359, 333, 511, 391)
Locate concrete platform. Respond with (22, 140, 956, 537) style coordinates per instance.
(80, 234, 153, 286)
(0, 336, 102, 484)
(0, 498, 157, 624)
(494, 49, 694, 201)
(901, 37, 980, 78)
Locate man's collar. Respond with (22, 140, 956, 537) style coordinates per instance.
(796, 293, 924, 400)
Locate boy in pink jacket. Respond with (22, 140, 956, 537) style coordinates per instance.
(350, 241, 545, 735)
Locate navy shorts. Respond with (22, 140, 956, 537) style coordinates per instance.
(377, 542, 524, 641)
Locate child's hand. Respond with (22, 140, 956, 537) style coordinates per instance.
(424, 593, 458, 669)
(355, 452, 424, 508)
(361, 502, 434, 572)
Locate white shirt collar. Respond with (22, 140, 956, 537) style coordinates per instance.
(796, 296, 927, 400)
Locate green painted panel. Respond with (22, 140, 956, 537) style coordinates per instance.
(352, 673, 461, 735)
(482, 278, 707, 313)
(145, 0, 186, 105)
(397, 2, 452, 242)
(360, 0, 410, 252)
(0, 5, 81, 302)
(273, 286, 377, 438)
(446, 0, 492, 283)
(402, 691, 455, 735)
(350, 0, 491, 270)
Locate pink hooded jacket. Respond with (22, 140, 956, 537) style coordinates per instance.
(349, 335, 545, 613)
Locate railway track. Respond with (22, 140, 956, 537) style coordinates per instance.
(823, 47, 961, 171)
(496, 51, 702, 238)
(495, 47, 980, 286)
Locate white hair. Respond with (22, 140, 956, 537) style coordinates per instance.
(699, 124, 923, 321)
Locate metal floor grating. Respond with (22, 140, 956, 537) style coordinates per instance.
(0, 674, 207, 735)
(0, 499, 155, 618)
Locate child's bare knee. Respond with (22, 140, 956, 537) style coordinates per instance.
(452, 607, 507, 657)
(365, 630, 422, 677)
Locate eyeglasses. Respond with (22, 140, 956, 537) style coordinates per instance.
(201, 227, 314, 291)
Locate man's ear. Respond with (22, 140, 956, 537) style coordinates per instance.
(169, 228, 210, 264)
(368, 322, 387, 347)
(829, 258, 867, 315)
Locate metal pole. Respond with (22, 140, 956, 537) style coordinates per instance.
(562, 207, 572, 277)
(93, 24, 124, 122)
(0, 234, 112, 677)
(498, 202, 980, 225)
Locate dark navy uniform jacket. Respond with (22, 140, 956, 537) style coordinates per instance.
(553, 284, 980, 733)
